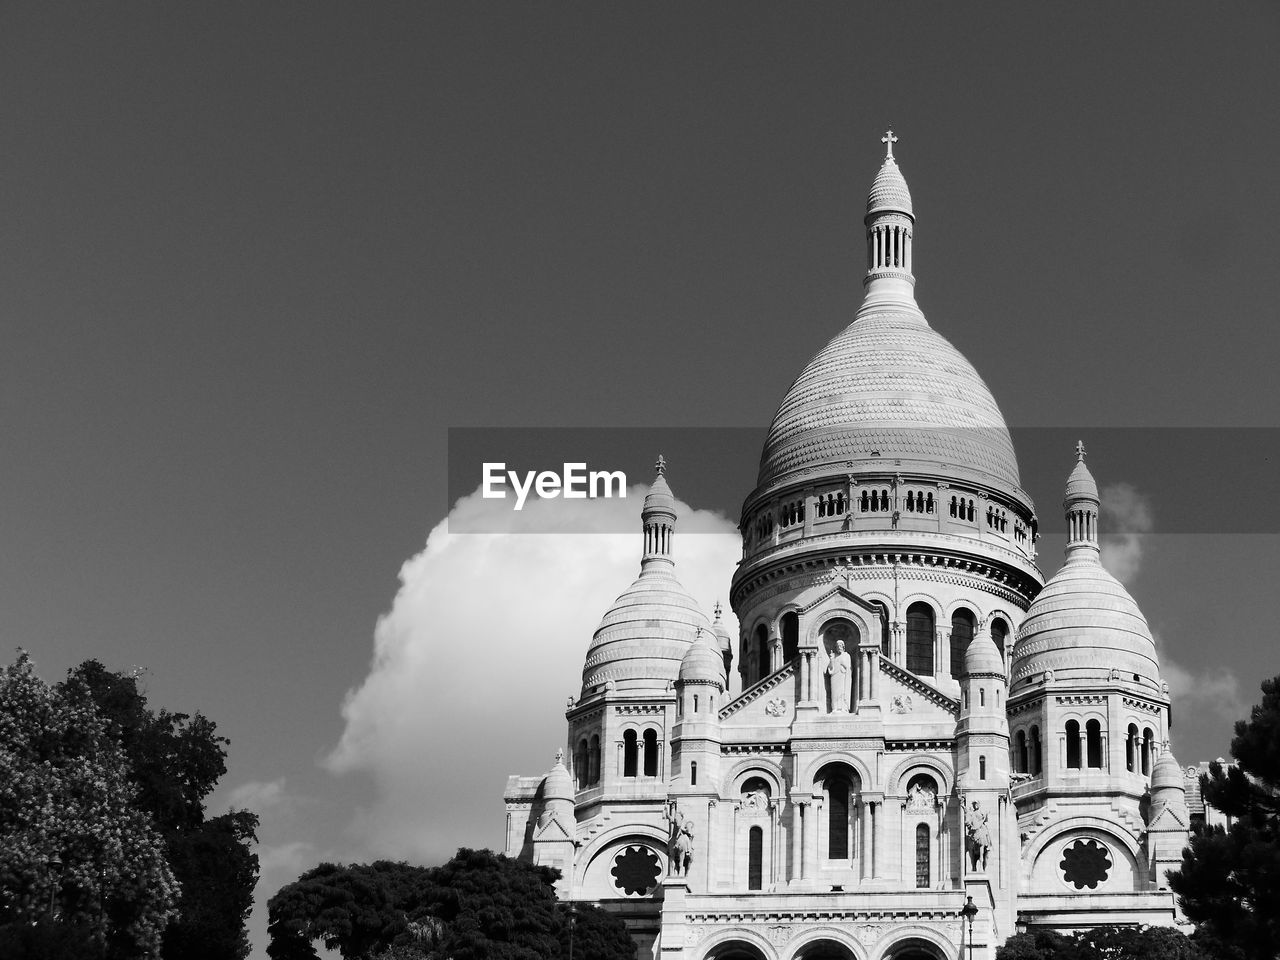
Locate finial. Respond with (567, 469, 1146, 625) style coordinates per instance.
(554, 747, 564, 765)
(1075, 440, 1086, 463)
(882, 129, 898, 160)
(713, 601, 722, 621)
(655, 453, 667, 476)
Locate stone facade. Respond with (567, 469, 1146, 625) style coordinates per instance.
(504, 136, 1191, 960)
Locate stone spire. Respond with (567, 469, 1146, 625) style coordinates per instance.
(1064, 441, 1101, 560)
(642, 454, 677, 568)
(864, 129, 916, 303)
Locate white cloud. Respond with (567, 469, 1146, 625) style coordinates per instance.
(1099, 482, 1153, 584)
(227, 778, 290, 814)
(325, 484, 740, 862)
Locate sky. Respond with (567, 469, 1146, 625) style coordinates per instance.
(1, 4, 1278, 958)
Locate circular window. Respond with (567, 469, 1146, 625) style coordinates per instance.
(611, 845, 661, 896)
(1060, 838, 1112, 889)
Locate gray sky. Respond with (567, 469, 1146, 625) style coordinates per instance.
(2, 4, 1278, 958)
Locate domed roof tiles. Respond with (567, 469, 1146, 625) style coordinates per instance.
(1151, 751, 1184, 794)
(756, 310, 1022, 494)
(965, 627, 1005, 676)
(1065, 454, 1099, 504)
(867, 157, 913, 217)
(679, 629, 726, 686)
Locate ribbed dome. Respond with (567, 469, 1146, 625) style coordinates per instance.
(582, 568, 711, 693)
(679, 630, 726, 686)
(581, 466, 712, 695)
(867, 156, 913, 217)
(1151, 751, 1184, 794)
(1065, 456, 1099, 503)
(1013, 557, 1160, 686)
(965, 627, 1005, 676)
(543, 753, 573, 802)
(756, 309, 1023, 494)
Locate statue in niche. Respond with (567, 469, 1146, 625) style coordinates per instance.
(826, 639, 853, 713)
(906, 777, 937, 812)
(965, 799, 991, 871)
(665, 802, 694, 877)
(742, 789, 769, 814)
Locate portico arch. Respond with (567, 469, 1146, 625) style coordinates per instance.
(700, 931, 774, 960)
(792, 931, 862, 960)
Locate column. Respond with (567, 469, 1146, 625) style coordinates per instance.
(859, 801, 870, 880)
(870, 802, 879, 878)
(706, 799, 716, 891)
(731, 803, 739, 887)
(791, 800, 803, 884)
(770, 638, 782, 674)
(805, 797, 822, 879)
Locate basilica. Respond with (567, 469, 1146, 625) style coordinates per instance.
(504, 135, 1191, 960)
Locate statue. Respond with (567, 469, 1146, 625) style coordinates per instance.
(965, 799, 991, 871)
(826, 639, 852, 713)
(906, 777, 937, 812)
(665, 802, 694, 877)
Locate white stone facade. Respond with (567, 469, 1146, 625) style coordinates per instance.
(504, 137, 1190, 960)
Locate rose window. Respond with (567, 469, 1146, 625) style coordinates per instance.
(1060, 838, 1112, 889)
(611, 845, 661, 896)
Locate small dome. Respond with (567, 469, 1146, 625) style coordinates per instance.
(644, 470, 676, 518)
(543, 752, 573, 802)
(1151, 751, 1184, 794)
(712, 602, 733, 653)
(965, 626, 1005, 676)
(1065, 448, 1099, 504)
(1013, 452, 1162, 688)
(867, 156, 913, 218)
(679, 629, 725, 687)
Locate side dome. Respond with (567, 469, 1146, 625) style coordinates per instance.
(1013, 446, 1162, 689)
(965, 624, 1005, 676)
(679, 629, 726, 687)
(581, 461, 713, 695)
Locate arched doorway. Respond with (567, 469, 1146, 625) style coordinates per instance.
(793, 938, 857, 960)
(704, 939, 769, 960)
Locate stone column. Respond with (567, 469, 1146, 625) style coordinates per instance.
(705, 799, 716, 892)
(730, 803, 739, 887)
(806, 797, 822, 879)
(790, 800, 803, 884)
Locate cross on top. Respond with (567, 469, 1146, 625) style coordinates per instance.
(882, 129, 898, 159)
(713, 601, 722, 620)
(655, 454, 667, 476)
(1076, 440, 1087, 462)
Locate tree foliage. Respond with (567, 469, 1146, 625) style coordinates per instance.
(1171, 675, 1280, 960)
(65, 660, 260, 960)
(0, 652, 179, 959)
(997, 926, 1206, 960)
(267, 848, 634, 960)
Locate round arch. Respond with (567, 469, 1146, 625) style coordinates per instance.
(698, 930, 775, 960)
(725, 761, 785, 797)
(798, 751, 873, 793)
(897, 593, 943, 621)
(791, 927, 864, 960)
(886, 756, 954, 797)
(804, 606, 876, 649)
(1023, 816, 1142, 866)
(879, 931, 953, 960)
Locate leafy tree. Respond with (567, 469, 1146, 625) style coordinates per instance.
(0, 651, 179, 959)
(1171, 675, 1280, 960)
(63, 660, 260, 960)
(997, 927, 1205, 960)
(268, 848, 634, 960)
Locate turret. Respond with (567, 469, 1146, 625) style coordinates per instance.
(1147, 749, 1190, 895)
(671, 628, 725, 791)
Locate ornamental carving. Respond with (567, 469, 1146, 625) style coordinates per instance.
(765, 697, 788, 717)
(890, 693, 913, 714)
(766, 924, 793, 945)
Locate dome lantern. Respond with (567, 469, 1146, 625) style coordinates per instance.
(864, 129, 916, 304)
(1065, 441, 1101, 559)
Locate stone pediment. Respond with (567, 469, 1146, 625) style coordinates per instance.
(879, 657, 960, 716)
(799, 583, 883, 616)
(720, 660, 797, 721)
(534, 814, 575, 843)
(1147, 806, 1189, 831)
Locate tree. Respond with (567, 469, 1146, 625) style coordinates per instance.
(997, 927, 1206, 960)
(63, 660, 260, 960)
(267, 848, 635, 960)
(0, 651, 179, 959)
(1171, 675, 1280, 960)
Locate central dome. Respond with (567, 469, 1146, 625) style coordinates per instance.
(756, 307, 1022, 495)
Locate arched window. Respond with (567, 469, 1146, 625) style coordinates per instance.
(1030, 725, 1042, 775)
(690, 761, 698, 786)
(979, 687, 986, 707)
(950, 608, 975, 679)
(589, 734, 600, 784)
(820, 769, 857, 861)
(643, 728, 659, 777)
(1066, 720, 1081, 769)
(991, 618, 1009, 665)
(861, 491, 870, 512)
(915, 823, 930, 888)
(1015, 730, 1028, 773)
(979, 755, 987, 780)
(623, 730, 638, 777)
(1142, 726, 1154, 775)
(575, 739, 588, 789)
(781, 612, 799, 663)
(1086, 719, 1103, 769)
(748, 826, 763, 890)
(906, 602, 935, 677)
(1126, 724, 1139, 772)
(752, 624, 769, 684)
